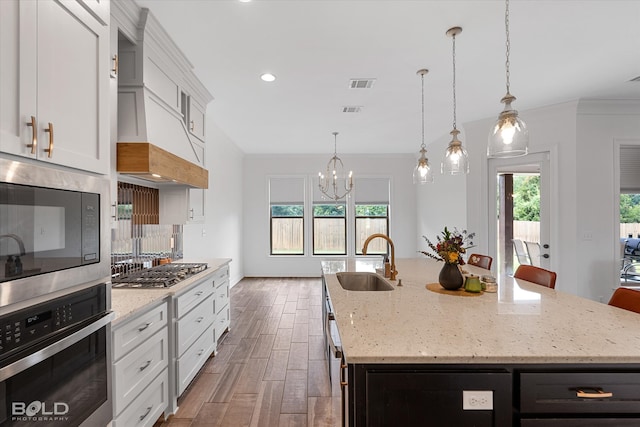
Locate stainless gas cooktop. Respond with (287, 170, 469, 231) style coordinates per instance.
(111, 263, 208, 288)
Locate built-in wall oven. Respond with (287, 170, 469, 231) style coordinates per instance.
(0, 158, 112, 426)
(0, 283, 113, 426)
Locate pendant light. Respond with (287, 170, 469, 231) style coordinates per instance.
(413, 69, 434, 184)
(442, 26, 469, 175)
(318, 131, 353, 201)
(487, 0, 529, 158)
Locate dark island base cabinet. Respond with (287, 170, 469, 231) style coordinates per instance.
(347, 364, 640, 427)
(356, 367, 512, 426)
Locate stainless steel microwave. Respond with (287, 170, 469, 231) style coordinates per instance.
(0, 158, 110, 312)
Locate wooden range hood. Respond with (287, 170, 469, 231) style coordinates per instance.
(117, 143, 208, 189)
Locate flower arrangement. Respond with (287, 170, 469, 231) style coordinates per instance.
(420, 227, 475, 265)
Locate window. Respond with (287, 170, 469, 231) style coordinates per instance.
(354, 177, 390, 255)
(355, 204, 388, 255)
(271, 204, 304, 255)
(313, 203, 346, 255)
(270, 177, 305, 255)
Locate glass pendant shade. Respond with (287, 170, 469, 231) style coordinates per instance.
(488, 0, 529, 158)
(442, 129, 469, 175)
(413, 147, 434, 184)
(487, 94, 528, 158)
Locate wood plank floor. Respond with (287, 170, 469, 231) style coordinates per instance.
(154, 277, 341, 427)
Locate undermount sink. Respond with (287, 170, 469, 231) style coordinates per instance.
(336, 272, 394, 291)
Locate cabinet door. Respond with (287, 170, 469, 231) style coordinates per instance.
(0, 0, 37, 158)
(188, 188, 206, 223)
(188, 98, 206, 142)
(36, 0, 109, 174)
(362, 370, 511, 427)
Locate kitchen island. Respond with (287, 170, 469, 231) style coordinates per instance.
(322, 258, 640, 426)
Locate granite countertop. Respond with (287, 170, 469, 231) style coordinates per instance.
(110, 258, 231, 325)
(323, 258, 640, 365)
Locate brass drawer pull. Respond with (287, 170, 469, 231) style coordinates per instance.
(576, 387, 613, 399)
(26, 116, 37, 154)
(44, 122, 54, 157)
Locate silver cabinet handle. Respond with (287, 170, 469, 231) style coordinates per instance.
(325, 312, 342, 359)
(196, 316, 204, 323)
(138, 322, 152, 332)
(139, 406, 152, 421)
(197, 349, 205, 356)
(139, 360, 152, 372)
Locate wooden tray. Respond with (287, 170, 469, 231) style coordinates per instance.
(426, 283, 483, 297)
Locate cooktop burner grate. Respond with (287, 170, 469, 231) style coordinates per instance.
(111, 263, 208, 288)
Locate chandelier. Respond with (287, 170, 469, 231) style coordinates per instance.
(318, 132, 353, 201)
(487, 0, 529, 158)
(413, 69, 434, 184)
(442, 26, 469, 175)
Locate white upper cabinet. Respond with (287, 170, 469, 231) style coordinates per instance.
(0, 0, 109, 175)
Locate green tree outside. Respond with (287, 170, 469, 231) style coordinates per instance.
(513, 175, 540, 221)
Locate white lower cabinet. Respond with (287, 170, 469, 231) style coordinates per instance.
(214, 266, 230, 343)
(174, 274, 216, 396)
(112, 300, 169, 427)
(112, 262, 233, 419)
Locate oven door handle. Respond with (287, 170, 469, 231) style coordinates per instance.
(0, 312, 114, 382)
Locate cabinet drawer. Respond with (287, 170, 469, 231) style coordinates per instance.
(176, 295, 214, 356)
(177, 325, 215, 395)
(212, 265, 229, 286)
(175, 277, 215, 318)
(215, 306, 230, 342)
(215, 281, 229, 315)
(113, 367, 169, 427)
(114, 327, 169, 416)
(113, 302, 168, 361)
(520, 372, 640, 414)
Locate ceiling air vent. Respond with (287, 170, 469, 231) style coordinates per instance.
(342, 106, 362, 113)
(349, 78, 376, 89)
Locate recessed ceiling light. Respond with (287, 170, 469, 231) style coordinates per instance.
(238, 0, 252, 3)
(261, 73, 276, 82)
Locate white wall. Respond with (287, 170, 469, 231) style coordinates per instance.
(243, 154, 417, 277)
(183, 118, 244, 287)
(575, 100, 640, 301)
(415, 133, 468, 254)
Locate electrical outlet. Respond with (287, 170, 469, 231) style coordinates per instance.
(462, 390, 493, 410)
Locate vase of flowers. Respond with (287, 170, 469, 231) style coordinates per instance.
(421, 227, 475, 290)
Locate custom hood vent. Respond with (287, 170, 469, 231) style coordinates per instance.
(117, 143, 208, 189)
(114, 6, 212, 189)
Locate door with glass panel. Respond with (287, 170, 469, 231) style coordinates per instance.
(488, 152, 551, 275)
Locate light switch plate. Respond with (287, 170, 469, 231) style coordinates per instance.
(462, 390, 493, 410)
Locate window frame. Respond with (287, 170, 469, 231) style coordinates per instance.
(354, 203, 390, 255)
(312, 203, 347, 256)
(270, 203, 305, 256)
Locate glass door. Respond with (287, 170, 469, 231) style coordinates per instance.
(488, 152, 551, 275)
